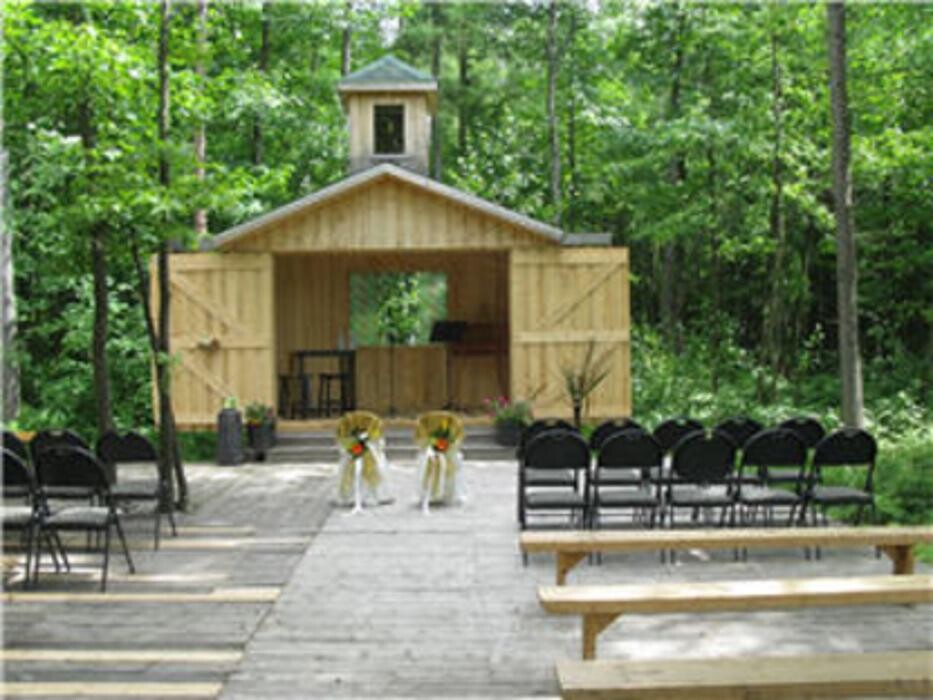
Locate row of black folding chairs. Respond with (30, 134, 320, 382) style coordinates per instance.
(2, 429, 177, 590)
(517, 417, 876, 531)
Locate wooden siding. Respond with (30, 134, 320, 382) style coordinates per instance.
(157, 253, 275, 428)
(509, 248, 630, 419)
(225, 177, 548, 253)
(275, 251, 508, 411)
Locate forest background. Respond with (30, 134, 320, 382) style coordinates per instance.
(2, 1, 930, 530)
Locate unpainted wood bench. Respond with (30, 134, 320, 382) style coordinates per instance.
(538, 573, 933, 659)
(521, 526, 933, 585)
(557, 650, 933, 699)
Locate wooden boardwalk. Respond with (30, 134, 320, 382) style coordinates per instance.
(3, 459, 931, 698)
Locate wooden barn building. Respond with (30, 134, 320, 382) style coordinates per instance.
(162, 56, 630, 428)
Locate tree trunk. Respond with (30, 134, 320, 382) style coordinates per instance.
(545, 0, 562, 227)
(662, 6, 686, 353)
(430, 3, 442, 181)
(77, 96, 114, 435)
(155, 0, 188, 508)
(341, 0, 352, 76)
(252, 1, 270, 167)
(457, 36, 469, 157)
(0, 149, 18, 423)
(566, 7, 578, 232)
(827, 0, 864, 428)
(764, 29, 787, 385)
(193, 0, 208, 236)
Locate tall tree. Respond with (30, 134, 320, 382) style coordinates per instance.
(545, 0, 561, 226)
(252, 1, 270, 166)
(193, 0, 208, 236)
(341, 0, 352, 76)
(429, 2, 442, 180)
(0, 150, 18, 422)
(827, 0, 864, 427)
(763, 22, 788, 381)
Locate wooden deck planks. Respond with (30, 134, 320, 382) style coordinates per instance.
(557, 650, 933, 699)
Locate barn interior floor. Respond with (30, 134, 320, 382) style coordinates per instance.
(3, 459, 929, 698)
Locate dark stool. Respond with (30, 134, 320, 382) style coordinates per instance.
(298, 373, 314, 418)
(318, 372, 349, 416)
(278, 375, 295, 419)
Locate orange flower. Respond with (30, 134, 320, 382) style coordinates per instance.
(350, 442, 364, 456)
(434, 438, 449, 452)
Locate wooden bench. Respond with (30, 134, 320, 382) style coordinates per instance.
(538, 574, 933, 659)
(521, 526, 933, 585)
(557, 650, 933, 699)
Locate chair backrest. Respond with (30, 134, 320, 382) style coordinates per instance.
(523, 431, 589, 471)
(589, 418, 646, 451)
(2, 447, 35, 494)
(336, 411, 384, 442)
(414, 411, 465, 448)
(2, 431, 30, 463)
(518, 419, 576, 456)
(597, 431, 662, 469)
(31, 429, 88, 463)
(813, 428, 877, 467)
(97, 430, 159, 464)
(778, 416, 826, 450)
(671, 430, 736, 484)
(741, 428, 807, 485)
(34, 445, 111, 491)
(653, 417, 704, 453)
(714, 416, 764, 449)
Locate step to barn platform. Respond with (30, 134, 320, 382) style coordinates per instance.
(266, 426, 516, 464)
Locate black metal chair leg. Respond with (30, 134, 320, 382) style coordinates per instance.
(167, 508, 178, 536)
(23, 524, 36, 589)
(101, 526, 112, 592)
(113, 517, 135, 573)
(154, 509, 162, 551)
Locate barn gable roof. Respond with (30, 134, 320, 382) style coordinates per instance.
(209, 163, 569, 250)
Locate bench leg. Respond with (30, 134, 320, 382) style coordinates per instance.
(557, 551, 588, 586)
(880, 545, 915, 575)
(582, 613, 619, 660)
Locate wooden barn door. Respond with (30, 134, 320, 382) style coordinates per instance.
(509, 248, 630, 419)
(154, 253, 275, 429)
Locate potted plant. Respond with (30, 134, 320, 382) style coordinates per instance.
(485, 396, 533, 446)
(561, 340, 611, 428)
(244, 402, 275, 462)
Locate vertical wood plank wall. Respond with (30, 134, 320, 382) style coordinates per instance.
(509, 248, 631, 419)
(274, 251, 508, 410)
(160, 253, 275, 428)
(224, 178, 546, 254)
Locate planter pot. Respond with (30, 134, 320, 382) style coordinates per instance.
(217, 408, 244, 466)
(494, 421, 524, 447)
(247, 420, 274, 462)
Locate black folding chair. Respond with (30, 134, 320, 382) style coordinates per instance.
(774, 416, 826, 486)
(34, 445, 135, 591)
(2, 448, 43, 588)
(804, 428, 878, 527)
(589, 418, 646, 451)
(519, 431, 590, 539)
(97, 430, 177, 550)
(591, 431, 663, 530)
(665, 430, 737, 528)
(31, 429, 100, 501)
(736, 428, 807, 527)
(516, 419, 577, 523)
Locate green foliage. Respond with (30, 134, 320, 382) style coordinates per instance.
(484, 397, 533, 427)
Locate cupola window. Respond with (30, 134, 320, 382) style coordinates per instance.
(374, 104, 405, 155)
